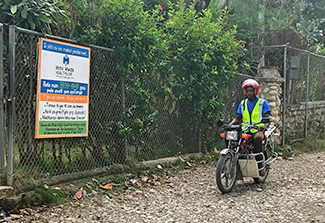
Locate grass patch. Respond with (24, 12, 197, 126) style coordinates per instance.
(35, 187, 66, 205)
(22, 187, 67, 207)
(291, 133, 325, 154)
(275, 146, 293, 159)
(110, 175, 125, 185)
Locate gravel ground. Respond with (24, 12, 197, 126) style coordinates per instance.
(15, 152, 325, 223)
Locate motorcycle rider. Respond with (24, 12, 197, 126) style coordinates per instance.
(228, 79, 271, 176)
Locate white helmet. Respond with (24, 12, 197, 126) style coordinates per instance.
(242, 79, 260, 94)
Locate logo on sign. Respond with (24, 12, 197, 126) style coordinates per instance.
(63, 55, 70, 66)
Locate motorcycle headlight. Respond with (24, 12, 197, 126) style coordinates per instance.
(226, 131, 238, 140)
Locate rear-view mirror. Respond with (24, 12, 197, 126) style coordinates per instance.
(217, 119, 224, 127)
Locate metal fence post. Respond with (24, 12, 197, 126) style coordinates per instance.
(7, 25, 16, 186)
(121, 76, 128, 161)
(198, 126, 201, 153)
(282, 46, 287, 147)
(0, 23, 4, 171)
(304, 53, 310, 138)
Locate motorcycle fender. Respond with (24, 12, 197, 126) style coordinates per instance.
(220, 148, 231, 155)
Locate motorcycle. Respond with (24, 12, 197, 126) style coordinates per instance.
(215, 117, 278, 193)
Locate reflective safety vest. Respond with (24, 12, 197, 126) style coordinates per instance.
(241, 98, 265, 133)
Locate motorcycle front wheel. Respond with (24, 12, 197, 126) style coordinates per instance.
(216, 153, 237, 193)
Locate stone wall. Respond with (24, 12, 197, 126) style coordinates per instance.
(286, 101, 325, 141)
(256, 69, 284, 144)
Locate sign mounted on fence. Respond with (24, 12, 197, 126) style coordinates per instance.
(35, 38, 91, 138)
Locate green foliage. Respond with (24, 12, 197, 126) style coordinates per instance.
(275, 146, 292, 159)
(56, 0, 103, 38)
(216, 0, 296, 38)
(34, 187, 66, 205)
(2, 0, 246, 170)
(292, 133, 325, 154)
(59, 0, 244, 154)
(0, 0, 69, 32)
(158, 1, 244, 150)
(110, 175, 125, 184)
(70, 0, 168, 156)
(208, 0, 325, 47)
(99, 0, 167, 75)
(164, 2, 243, 108)
(312, 43, 325, 56)
(298, 0, 325, 45)
(118, 88, 157, 138)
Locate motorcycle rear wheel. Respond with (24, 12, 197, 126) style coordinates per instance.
(216, 153, 237, 193)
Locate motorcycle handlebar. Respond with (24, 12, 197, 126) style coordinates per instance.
(223, 124, 241, 131)
(223, 124, 263, 131)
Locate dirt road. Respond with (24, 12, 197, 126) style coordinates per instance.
(16, 152, 325, 223)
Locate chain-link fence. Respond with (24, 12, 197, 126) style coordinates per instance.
(4, 26, 126, 189)
(250, 45, 325, 143)
(7, 24, 324, 189)
(285, 48, 325, 142)
(219, 73, 251, 122)
(2, 25, 219, 189)
(124, 76, 201, 161)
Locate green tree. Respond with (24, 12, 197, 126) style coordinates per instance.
(72, 0, 244, 153)
(0, 0, 69, 32)
(161, 1, 244, 151)
(53, 0, 103, 39)
(208, 0, 325, 48)
(300, 0, 325, 53)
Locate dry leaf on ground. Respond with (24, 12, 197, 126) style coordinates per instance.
(75, 190, 83, 199)
(20, 209, 30, 216)
(152, 175, 158, 181)
(100, 184, 113, 190)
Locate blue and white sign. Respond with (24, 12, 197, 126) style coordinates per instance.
(35, 38, 91, 138)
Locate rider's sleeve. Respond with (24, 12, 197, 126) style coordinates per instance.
(262, 100, 271, 115)
(236, 102, 242, 115)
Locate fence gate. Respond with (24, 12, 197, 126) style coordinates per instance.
(250, 45, 325, 145)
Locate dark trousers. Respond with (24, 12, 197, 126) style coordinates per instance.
(253, 130, 265, 169)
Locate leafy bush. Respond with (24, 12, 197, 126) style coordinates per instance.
(159, 1, 244, 151)
(0, 0, 69, 32)
(65, 0, 245, 154)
